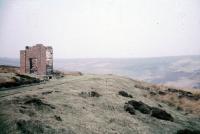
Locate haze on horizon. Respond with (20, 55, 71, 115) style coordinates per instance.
(0, 0, 200, 59)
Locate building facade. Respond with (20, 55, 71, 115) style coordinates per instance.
(20, 44, 53, 75)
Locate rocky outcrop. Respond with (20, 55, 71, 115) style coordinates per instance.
(125, 100, 174, 121)
(151, 107, 174, 121)
(127, 100, 151, 114)
(124, 103, 135, 115)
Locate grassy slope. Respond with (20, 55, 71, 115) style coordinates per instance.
(0, 74, 200, 134)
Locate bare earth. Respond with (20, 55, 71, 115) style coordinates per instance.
(0, 74, 200, 134)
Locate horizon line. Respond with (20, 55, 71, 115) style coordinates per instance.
(0, 54, 200, 60)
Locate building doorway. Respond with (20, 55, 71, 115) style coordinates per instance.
(29, 58, 38, 74)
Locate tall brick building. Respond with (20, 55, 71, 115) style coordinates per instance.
(20, 44, 53, 75)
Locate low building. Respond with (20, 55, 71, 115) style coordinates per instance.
(20, 44, 53, 75)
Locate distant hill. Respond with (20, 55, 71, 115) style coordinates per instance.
(54, 55, 200, 89)
(1, 55, 200, 89)
(0, 57, 19, 66)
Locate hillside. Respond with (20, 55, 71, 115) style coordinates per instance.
(0, 74, 200, 134)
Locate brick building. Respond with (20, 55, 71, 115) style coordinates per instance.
(20, 44, 53, 75)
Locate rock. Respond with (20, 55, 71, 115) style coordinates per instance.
(151, 107, 174, 121)
(118, 91, 133, 98)
(137, 104, 152, 114)
(124, 103, 135, 115)
(134, 84, 150, 91)
(128, 100, 151, 114)
(150, 91, 157, 96)
(119, 91, 128, 97)
(176, 106, 183, 111)
(158, 91, 167, 95)
(158, 104, 162, 108)
(42, 91, 53, 95)
(167, 88, 178, 93)
(80, 91, 101, 98)
(176, 129, 200, 134)
(54, 115, 62, 121)
(125, 100, 173, 122)
(90, 91, 101, 97)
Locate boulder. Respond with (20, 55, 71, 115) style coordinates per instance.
(167, 88, 178, 93)
(128, 100, 151, 114)
(150, 91, 157, 96)
(54, 115, 62, 121)
(151, 107, 174, 121)
(90, 91, 101, 97)
(118, 91, 133, 98)
(124, 103, 135, 115)
(158, 91, 167, 95)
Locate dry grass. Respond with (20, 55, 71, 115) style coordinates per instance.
(134, 82, 200, 116)
(155, 94, 200, 115)
(135, 81, 200, 92)
(0, 74, 200, 134)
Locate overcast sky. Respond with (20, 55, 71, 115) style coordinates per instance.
(0, 0, 200, 58)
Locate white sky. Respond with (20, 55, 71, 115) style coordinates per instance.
(0, 0, 200, 58)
